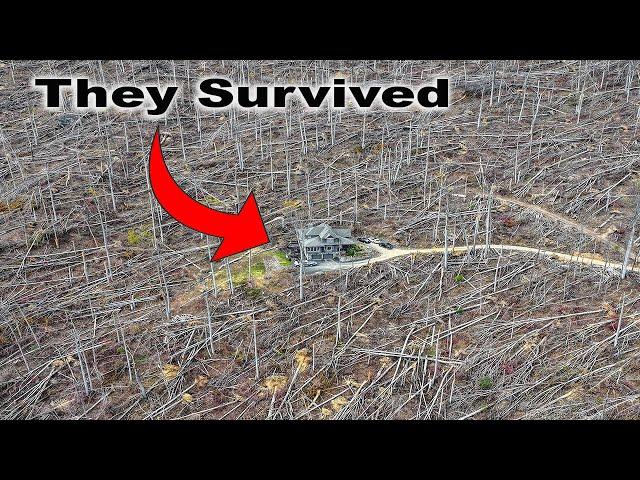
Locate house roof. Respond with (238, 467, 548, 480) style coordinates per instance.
(296, 223, 355, 246)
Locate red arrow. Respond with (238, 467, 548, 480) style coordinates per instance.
(148, 128, 269, 261)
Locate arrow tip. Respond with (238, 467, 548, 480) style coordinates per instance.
(211, 192, 269, 261)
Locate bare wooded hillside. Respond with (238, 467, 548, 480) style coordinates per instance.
(1, 60, 639, 419)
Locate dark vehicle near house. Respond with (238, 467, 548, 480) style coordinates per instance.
(286, 241, 301, 260)
(357, 237, 371, 243)
(380, 242, 395, 249)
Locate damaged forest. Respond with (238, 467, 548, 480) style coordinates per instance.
(1, 60, 640, 419)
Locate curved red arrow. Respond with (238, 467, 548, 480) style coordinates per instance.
(148, 128, 269, 261)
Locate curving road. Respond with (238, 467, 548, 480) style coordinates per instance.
(303, 187, 637, 276)
(305, 243, 638, 275)
(467, 187, 631, 255)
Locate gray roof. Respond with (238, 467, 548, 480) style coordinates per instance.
(296, 223, 355, 246)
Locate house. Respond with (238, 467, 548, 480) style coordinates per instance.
(294, 223, 356, 261)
